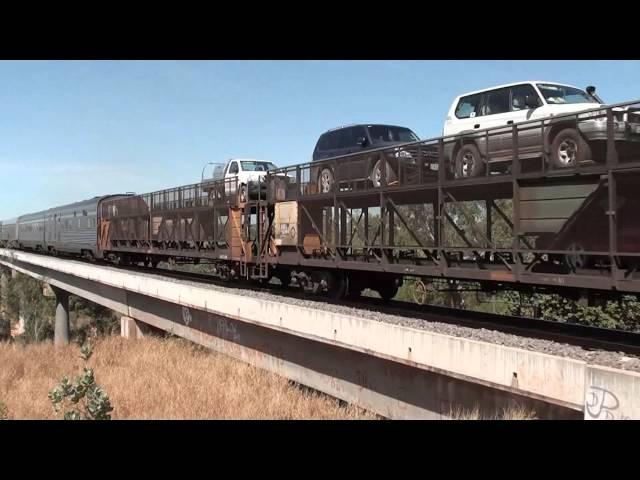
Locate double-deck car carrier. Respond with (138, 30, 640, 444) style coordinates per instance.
(92, 99, 640, 303)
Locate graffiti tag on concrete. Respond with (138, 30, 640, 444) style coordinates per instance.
(181, 306, 192, 326)
(585, 386, 631, 420)
(216, 318, 240, 342)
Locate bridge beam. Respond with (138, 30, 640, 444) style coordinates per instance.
(2, 248, 639, 419)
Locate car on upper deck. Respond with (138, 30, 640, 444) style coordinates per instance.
(442, 81, 640, 178)
(311, 123, 420, 193)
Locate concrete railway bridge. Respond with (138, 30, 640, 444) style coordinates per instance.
(1, 248, 638, 420)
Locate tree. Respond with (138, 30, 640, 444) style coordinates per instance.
(7, 273, 55, 343)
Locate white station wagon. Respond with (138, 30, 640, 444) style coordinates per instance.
(442, 81, 640, 178)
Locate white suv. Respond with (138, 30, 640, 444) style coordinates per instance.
(442, 81, 640, 178)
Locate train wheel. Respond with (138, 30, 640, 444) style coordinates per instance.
(377, 278, 400, 302)
(327, 272, 348, 300)
(276, 270, 291, 287)
(345, 288, 362, 300)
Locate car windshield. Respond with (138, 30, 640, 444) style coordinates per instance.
(368, 125, 419, 144)
(240, 161, 278, 172)
(536, 84, 598, 105)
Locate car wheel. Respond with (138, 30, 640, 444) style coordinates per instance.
(454, 143, 484, 178)
(371, 157, 397, 187)
(564, 242, 588, 271)
(239, 184, 247, 203)
(550, 128, 591, 169)
(318, 168, 334, 193)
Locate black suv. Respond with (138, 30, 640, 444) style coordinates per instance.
(312, 124, 420, 193)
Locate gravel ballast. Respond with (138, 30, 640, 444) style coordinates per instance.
(131, 266, 640, 373)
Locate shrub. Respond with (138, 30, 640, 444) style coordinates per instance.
(48, 342, 113, 420)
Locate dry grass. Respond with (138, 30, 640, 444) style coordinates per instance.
(450, 404, 537, 420)
(0, 336, 375, 420)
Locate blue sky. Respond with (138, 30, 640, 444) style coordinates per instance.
(1, 60, 639, 219)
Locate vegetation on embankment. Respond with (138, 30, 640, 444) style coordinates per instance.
(0, 336, 376, 420)
(0, 272, 119, 344)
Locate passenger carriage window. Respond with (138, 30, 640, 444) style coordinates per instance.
(511, 84, 540, 111)
(455, 94, 481, 119)
(481, 88, 510, 116)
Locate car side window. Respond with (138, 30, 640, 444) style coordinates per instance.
(228, 162, 239, 175)
(455, 94, 481, 119)
(511, 84, 540, 111)
(317, 133, 332, 151)
(481, 88, 510, 116)
(334, 129, 352, 150)
(321, 131, 340, 151)
(350, 126, 367, 146)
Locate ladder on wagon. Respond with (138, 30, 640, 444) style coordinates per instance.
(230, 201, 273, 280)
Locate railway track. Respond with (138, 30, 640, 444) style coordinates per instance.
(6, 249, 639, 356)
(111, 262, 640, 357)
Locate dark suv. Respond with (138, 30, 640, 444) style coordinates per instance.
(312, 124, 420, 193)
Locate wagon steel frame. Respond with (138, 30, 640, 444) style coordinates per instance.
(96, 99, 640, 298)
(267, 100, 640, 296)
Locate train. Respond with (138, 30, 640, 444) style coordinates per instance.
(0, 196, 131, 260)
(3, 100, 640, 303)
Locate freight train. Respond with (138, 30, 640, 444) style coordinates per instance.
(3, 100, 640, 303)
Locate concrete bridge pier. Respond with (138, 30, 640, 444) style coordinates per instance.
(52, 286, 69, 346)
(121, 316, 163, 339)
(0, 267, 10, 338)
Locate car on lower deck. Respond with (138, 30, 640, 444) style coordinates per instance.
(311, 123, 420, 193)
(443, 81, 640, 178)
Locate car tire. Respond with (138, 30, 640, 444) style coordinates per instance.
(454, 143, 484, 178)
(239, 184, 248, 203)
(550, 128, 592, 169)
(370, 157, 397, 187)
(564, 242, 589, 271)
(318, 167, 334, 193)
